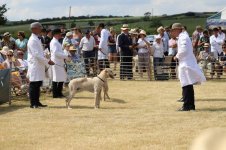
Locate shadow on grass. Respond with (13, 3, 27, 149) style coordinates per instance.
(196, 98, 226, 102)
(199, 108, 226, 111)
(49, 105, 94, 109)
(0, 104, 27, 115)
(106, 98, 126, 104)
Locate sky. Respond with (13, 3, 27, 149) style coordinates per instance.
(1, 0, 226, 21)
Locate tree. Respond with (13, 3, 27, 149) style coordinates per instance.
(88, 20, 95, 26)
(0, 4, 8, 25)
(143, 11, 151, 21)
(149, 19, 163, 28)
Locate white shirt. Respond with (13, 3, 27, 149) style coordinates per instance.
(210, 35, 224, 59)
(98, 29, 110, 60)
(79, 36, 95, 51)
(159, 33, 169, 52)
(219, 32, 225, 42)
(18, 59, 28, 68)
(153, 42, 164, 58)
(27, 33, 49, 81)
(137, 37, 150, 54)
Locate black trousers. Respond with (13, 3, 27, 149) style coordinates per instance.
(182, 84, 195, 109)
(29, 81, 43, 106)
(52, 81, 64, 98)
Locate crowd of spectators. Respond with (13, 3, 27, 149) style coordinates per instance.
(0, 23, 226, 92)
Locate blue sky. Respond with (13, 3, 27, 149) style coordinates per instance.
(1, 0, 226, 21)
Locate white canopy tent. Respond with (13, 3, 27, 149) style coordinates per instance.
(206, 7, 226, 30)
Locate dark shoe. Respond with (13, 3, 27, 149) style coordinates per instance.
(37, 103, 48, 107)
(30, 105, 39, 109)
(177, 97, 184, 102)
(53, 95, 59, 98)
(177, 107, 190, 111)
(190, 105, 196, 110)
(58, 94, 65, 98)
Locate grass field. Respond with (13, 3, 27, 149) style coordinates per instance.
(1, 80, 226, 150)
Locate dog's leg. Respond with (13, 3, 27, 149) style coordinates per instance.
(94, 88, 101, 109)
(66, 85, 76, 109)
(103, 81, 110, 101)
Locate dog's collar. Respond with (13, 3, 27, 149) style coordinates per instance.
(97, 76, 105, 83)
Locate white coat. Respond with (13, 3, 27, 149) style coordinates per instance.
(176, 32, 206, 87)
(27, 33, 49, 82)
(98, 29, 110, 60)
(210, 35, 224, 59)
(50, 37, 68, 82)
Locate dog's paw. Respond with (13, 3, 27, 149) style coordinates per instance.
(67, 107, 72, 110)
(94, 106, 100, 109)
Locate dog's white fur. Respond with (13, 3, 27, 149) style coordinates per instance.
(66, 68, 115, 109)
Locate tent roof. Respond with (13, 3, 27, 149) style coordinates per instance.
(207, 7, 226, 29)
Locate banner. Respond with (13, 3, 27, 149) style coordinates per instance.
(0, 69, 11, 104)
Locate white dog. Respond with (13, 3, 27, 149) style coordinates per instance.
(66, 68, 115, 109)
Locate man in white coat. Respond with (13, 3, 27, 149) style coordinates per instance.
(50, 29, 69, 98)
(98, 23, 110, 72)
(172, 23, 206, 111)
(27, 22, 55, 108)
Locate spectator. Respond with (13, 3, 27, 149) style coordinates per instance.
(168, 32, 178, 79)
(198, 30, 210, 52)
(218, 26, 225, 43)
(210, 27, 224, 60)
(40, 29, 52, 51)
(219, 44, 226, 72)
(192, 25, 203, 56)
(137, 30, 151, 80)
(198, 43, 215, 76)
(118, 24, 133, 80)
(15, 31, 28, 59)
(98, 23, 110, 72)
(72, 28, 83, 56)
(80, 30, 97, 76)
(63, 32, 73, 46)
(108, 27, 118, 70)
(157, 26, 169, 56)
(129, 28, 139, 56)
(0, 46, 9, 63)
(153, 35, 164, 79)
(1, 32, 16, 50)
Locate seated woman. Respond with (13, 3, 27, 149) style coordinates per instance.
(2, 50, 23, 94)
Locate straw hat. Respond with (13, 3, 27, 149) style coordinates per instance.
(66, 32, 73, 37)
(129, 28, 138, 35)
(0, 46, 10, 55)
(139, 30, 147, 36)
(157, 26, 164, 33)
(155, 35, 161, 40)
(171, 23, 183, 30)
(121, 24, 130, 30)
(3, 32, 11, 37)
(203, 43, 210, 48)
(69, 46, 76, 51)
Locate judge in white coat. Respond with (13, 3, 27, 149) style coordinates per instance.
(50, 29, 69, 98)
(210, 27, 224, 60)
(172, 23, 206, 111)
(27, 22, 55, 108)
(98, 23, 110, 71)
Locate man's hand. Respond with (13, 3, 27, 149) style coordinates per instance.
(48, 60, 55, 65)
(173, 56, 178, 61)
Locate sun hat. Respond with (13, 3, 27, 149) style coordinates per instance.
(129, 28, 138, 35)
(157, 26, 165, 33)
(69, 46, 76, 51)
(171, 23, 183, 30)
(0, 46, 10, 55)
(155, 35, 161, 40)
(203, 43, 210, 48)
(139, 30, 147, 36)
(3, 32, 11, 37)
(66, 32, 73, 37)
(121, 24, 130, 30)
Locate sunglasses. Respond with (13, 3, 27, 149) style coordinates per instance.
(7, 55, 13, 57)
(223, 47, 226, 49)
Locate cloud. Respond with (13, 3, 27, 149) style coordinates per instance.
(0, 0, 225, 21)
